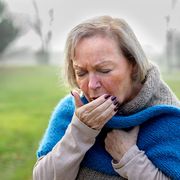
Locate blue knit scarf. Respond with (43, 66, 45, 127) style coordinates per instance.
(37, 95, 180, 180)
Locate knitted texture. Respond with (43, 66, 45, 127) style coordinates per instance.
(37, 95, 180, 179)
(118, 64, 180, 114)
(77, 167, 125, 180)
(37, 64, 180, 179)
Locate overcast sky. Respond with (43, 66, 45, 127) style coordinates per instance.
(5, 0, 180, 53)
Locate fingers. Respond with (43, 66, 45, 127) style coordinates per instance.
(71, 91, 84, 108)
(89, 98, 119, 129)
(71, 92, 120, 130)
(94, 96, 119, 113)
(71, 92, 110, 110)
(104, 126, 140, 161)
(93, 99, 119, 128)
(82, 94, 111, 112)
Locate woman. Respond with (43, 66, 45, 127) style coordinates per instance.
(33, 16, 180, 180)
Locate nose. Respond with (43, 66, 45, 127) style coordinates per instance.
(88, 74, 101, 90)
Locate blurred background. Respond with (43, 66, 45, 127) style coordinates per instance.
(0, 0, 179, 179)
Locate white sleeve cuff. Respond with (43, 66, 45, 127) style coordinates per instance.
(112, 145, 142, 169)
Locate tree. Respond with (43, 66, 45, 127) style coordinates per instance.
(30, 0, 54, 64)
(164, 0, 179, 71)
(173, 31, 180, 68)
(0, 1, 19, 56)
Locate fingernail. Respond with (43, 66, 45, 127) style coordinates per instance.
(114, 106, 119, 112)
(111, 96, 116, 101)
(113, 100, 119, 105)
(104, 94, 111, 99)
(70, 91, 74, 96)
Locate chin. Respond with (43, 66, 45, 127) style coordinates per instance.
(116, 96, 124, 104)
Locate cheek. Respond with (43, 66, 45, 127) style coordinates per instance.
(101, 74, 131, 95)
(100, 77, 118, 92)
(76, 79, 88, 91)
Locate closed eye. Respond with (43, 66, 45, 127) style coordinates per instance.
(98, 69, 112, 73)
(75, 71, 87, 77)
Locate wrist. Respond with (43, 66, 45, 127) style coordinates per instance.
(113, 151, 126, 162)
(113, 145, 135, 162)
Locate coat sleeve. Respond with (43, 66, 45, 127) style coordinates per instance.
(112, 145, 171, 180)
(33, 114, 100, 180)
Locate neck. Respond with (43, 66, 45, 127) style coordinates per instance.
(124, 82, 143, 104)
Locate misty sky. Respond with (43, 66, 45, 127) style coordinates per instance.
(5, 0, 180, 53)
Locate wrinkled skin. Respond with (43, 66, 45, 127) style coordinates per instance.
(72, 35, 140, 161)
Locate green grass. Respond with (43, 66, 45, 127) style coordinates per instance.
(0, 66, 69, 180)
(162, 72, 180, 98)
(0, 66, 179, 180)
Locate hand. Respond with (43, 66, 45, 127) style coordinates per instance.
(71, 91, 119, 130)
(105, 126, 139, 162)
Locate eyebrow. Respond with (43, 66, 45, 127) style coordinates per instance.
(73, 60, 114, 69)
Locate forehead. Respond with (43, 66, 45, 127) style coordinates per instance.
(72, 35, 130, 71)
(73, 60, 114, 69)
(75, 34, 119, 51)
(74, 35, 121, 62)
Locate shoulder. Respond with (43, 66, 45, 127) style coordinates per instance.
(48, 94, 75, 129)
(36, 95, 75, 157)
(52, 94, 75, 116)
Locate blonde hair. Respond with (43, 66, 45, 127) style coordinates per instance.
(64, 15, 150, 88)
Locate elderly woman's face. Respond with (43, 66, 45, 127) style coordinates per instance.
(73, 35, 135, 103)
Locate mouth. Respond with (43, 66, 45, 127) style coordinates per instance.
(89, 93, 109, 101)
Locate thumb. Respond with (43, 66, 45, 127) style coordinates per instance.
(71, 91, 84, 108)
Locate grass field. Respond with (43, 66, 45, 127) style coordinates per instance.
(0, 66, 179, 180)
(0, 66, 68, 180)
